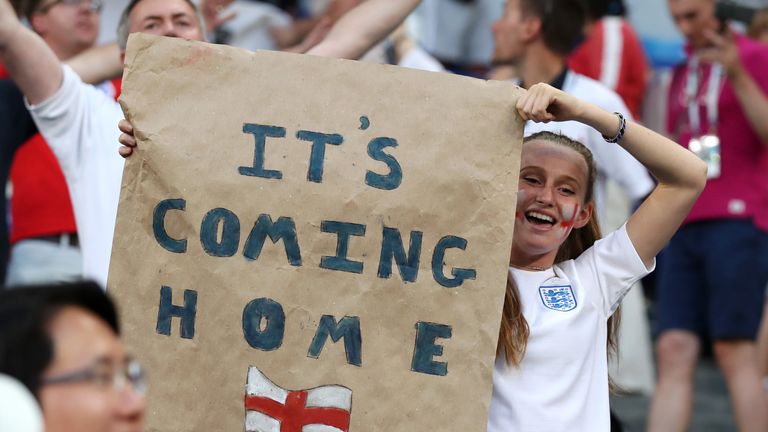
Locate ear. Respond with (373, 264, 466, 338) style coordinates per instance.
(520, 15, 542, 42)
(573, 202, 593, 229)
(30, 13, 47, 35)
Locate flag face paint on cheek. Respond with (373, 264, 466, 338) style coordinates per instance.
(556, 203, 579, 240)
(515, 190, 527, 221)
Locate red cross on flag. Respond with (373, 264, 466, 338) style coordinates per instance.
(244, 367, 352, 432)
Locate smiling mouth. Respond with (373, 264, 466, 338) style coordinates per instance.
(525, 211, 555, 226)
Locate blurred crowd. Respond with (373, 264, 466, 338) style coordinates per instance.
(0, 0, 767, 431)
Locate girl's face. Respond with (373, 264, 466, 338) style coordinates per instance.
(512, 139, 593, 264)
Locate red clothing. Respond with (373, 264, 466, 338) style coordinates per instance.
(9, 78, 122, 243)
(568, 17, 648, 118)
(666, 35, 768, 231)
(0, 63, 7, 79)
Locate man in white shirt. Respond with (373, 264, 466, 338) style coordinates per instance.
(0, 0, 422, 288)
(491, 0, 653, 220)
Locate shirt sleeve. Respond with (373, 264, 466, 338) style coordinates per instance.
(26, 65, 116, 182)
(574, 223, 655, 317)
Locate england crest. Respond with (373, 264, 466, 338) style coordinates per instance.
(244, 367, 352, 432)
(538, 285, 577, 312)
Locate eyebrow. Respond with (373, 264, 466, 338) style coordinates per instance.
(142, 12, 193, 22)
(520, 166, 583, 187)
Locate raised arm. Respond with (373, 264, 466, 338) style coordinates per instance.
(0, 0, 63, 104)
(518, 84, 707, 267)
(307, 0, 421, 60)
(66, 43, 122, 85)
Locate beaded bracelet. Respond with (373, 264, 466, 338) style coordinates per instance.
(602, 112, 626, 143)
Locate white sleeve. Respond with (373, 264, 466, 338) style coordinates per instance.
(26, 65, 116, 182)
(574, 224, 655, 317)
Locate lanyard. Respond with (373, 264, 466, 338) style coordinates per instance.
(685, 56, 723, 136)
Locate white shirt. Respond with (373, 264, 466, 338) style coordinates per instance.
(487, 224, 654, 432)
(28, 65, 124, 288)
(525, 71, 654, 218)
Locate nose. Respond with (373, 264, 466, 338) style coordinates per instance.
(116, 384, 147, 422)
(535, 186, 555, 205)
(162, 22, 179, 38)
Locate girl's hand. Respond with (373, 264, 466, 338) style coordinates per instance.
(516, 83, 585, 123)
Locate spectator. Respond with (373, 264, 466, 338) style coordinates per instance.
(5, 0, 115, 288)
(568, 0, 649, 118)
(646, 1, 768, 431)
(0, 281, 146, 431)
(0, 0, 120, 288)
(410, 0, 502, 77)
(491, 0, 654, 220)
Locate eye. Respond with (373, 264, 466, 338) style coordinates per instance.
(144, 22, 158, 30)
(522, 176, 540, 185)
(558, 186, 575, 196)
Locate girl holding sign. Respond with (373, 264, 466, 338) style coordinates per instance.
(489, 83, 706, 432)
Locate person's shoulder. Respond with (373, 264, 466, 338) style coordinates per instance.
(737, 35, 768, 65)
(566, 72, 629, 113)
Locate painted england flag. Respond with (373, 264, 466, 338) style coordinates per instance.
(244, 367, 352, 432)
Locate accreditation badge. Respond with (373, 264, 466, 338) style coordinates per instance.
(688, 135, 721, 179)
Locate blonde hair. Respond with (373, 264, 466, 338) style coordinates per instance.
(499, 132, 621, 381)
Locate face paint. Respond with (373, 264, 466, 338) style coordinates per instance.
(515, 189, 527, 221)
(556, 203, 579, 240)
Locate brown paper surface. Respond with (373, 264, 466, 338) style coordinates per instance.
(109, 33, 524, 432)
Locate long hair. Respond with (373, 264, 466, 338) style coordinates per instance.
(499, 132, 621, 374)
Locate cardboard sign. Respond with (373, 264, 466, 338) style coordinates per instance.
(110, 33, 524, 432)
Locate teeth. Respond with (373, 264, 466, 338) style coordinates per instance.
(527, 211, 554, 223)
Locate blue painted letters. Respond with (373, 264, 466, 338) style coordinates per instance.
(153, 199, 187, 253)
(378, 227, 422, 282)
(156, 286, 197, 339)
(243, 214, 302, 266)
(411, 321, 452, 376)
(239, 123, 285, 179)
(242, 298, 285, 351)
(431, 236, 477, 288)
(307, 315, 362, 366)
(365, 137, 402, 190)
(296, 130, 343, 183)
(319, 221, 366, 274)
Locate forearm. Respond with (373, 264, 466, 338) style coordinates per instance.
(66, 43, 121, 85)
(579, 103, 705, 191)
(307, 0, 421, 60)
(578, 103, 707, 264)
(0, 23, 62, 105)
(729, 66, 768, 145)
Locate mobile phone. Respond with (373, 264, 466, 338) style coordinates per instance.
(715, 1, 757, 29)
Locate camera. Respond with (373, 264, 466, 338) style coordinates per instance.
(715, 1, 757, 26)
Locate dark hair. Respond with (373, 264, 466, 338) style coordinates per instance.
(116, 0, 204, 50)
(585, 0, 626, 20)
(520, 0, 587, 56)
(0, 281, 118, 398)
(17, 0, 40, 20)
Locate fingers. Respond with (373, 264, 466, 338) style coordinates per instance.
(118, 118, 134, 135)
(118, 118, 137, 158)
(118, 145, 134, 159)
(702, 28, 725, 48)
(516, 83, 557, 123)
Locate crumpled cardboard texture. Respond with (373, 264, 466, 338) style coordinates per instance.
(109, 33, 524, 432)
